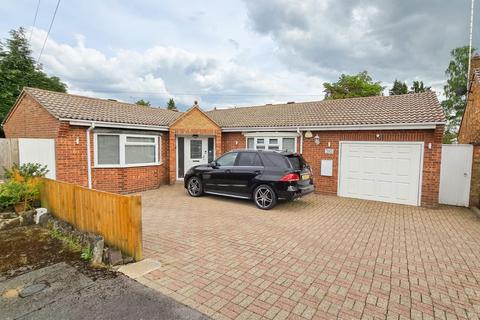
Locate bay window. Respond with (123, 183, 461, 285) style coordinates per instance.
(246, 134, 297, 152)
(95, 133, 160, 167)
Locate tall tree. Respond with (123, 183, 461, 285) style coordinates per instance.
(0, 28, 66, 129)
(323, 71, 384, 100)
(442, 45, 477, 143)
(166, 98, 176, 110)
(410, 81, 431, 93)
(135, 99, 151, 106)
(389, 80, 408, 95)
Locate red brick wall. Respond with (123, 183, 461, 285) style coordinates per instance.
(459, 79, 480, 143)
(56, 124, 169, 193)
(3, 93, 60, 138)
(222, 127, 443, 206)
(222, 132, 245, 152)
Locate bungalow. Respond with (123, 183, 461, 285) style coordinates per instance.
(2, 87, 445, 206)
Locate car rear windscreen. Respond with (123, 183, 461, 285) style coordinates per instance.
(286, 155, 305, 170)
(262, 153, 291, 168)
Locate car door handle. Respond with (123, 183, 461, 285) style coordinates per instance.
(254, 170, 261, 174)
(225, 169, 231, 173)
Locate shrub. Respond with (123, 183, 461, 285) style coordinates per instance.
(4, 163, 49, 182)
(0, 163, 46, 210)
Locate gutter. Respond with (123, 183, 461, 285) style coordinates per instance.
(63, 119, 169, 131)
(86, 122, 95, 189)
(221, 122, 445, 132)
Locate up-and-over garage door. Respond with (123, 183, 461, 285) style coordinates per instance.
(338, 142, 423, 206)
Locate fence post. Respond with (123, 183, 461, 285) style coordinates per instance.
(130, 195, 143, 261)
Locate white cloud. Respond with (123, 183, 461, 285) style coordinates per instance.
(29, 27, 321, 110)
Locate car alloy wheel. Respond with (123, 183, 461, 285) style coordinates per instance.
(254, 186, 275, 209)
(187, 177, 202, 196)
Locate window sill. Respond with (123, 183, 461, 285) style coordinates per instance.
(94, 162, 162, 169)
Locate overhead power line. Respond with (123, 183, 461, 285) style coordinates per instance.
(37, 0, 61, 65)
(29, 0, 41, 43)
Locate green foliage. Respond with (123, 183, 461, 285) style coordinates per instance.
(410, 81, 431, 93)
(135, 99, 151, 106)
(166, 98, 176, 110)
(0, 163, 45, 209)
(323, 71, 384, 100)
(442, 45, 477, 143)
(0, 27, 67, 128)
(0, 181, 23, 208)
(4, 163, 48, 180)
(49, 229, 82, 252)
(81, 244, 94, 260)
(389, 80, 408, 95)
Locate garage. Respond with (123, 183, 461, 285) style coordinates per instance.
(338, 141, 423, 206)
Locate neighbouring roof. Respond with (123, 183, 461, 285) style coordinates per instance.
(475, 68, 480, 83)
(206, 91, 445, 128)
(23, 87, 182, 127)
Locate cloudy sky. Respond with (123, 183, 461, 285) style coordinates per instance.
(1, 0, 478, 110)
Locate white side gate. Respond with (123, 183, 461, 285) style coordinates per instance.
(18, 138, 56, 179)
(439, 144, 473, 207)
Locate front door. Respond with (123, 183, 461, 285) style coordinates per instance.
(184, 137, 209, 174)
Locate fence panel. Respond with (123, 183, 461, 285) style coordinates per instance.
(0, 138, 19, 179)
(40, 178, 142, 260)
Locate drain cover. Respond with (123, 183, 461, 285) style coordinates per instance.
(19, 282, 49, 298)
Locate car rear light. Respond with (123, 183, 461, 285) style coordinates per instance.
(280, 173, 300, 182)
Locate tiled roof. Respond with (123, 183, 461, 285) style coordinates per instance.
(206, 92, 445, 128)
(24, 87, 182, 127)
(20, 88, 445, 129)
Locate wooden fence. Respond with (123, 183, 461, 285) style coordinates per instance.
(0, 139, 19, 179)
(40, 178, 143, 260)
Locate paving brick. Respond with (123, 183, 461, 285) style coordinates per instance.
(140, 185, 480, 319)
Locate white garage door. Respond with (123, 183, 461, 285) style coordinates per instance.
(338, 142, 423, 206)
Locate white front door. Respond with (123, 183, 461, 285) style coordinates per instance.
(338, 141, 423, 206)
(184, 137, 209, 174)
(439, 144, 473, 207)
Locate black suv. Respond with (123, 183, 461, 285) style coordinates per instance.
(184, 150, 314, 210)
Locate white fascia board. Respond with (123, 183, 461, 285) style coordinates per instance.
(63, 119, 169, 131)
(243, 132, 299, 137)
(221, 122, 443, 132)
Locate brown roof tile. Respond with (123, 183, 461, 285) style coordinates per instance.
(21, 88, 445, 129)
(206, 92, 445, 128)
(24, 87, 181, 127)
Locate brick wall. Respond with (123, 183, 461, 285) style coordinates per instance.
(3, 93, 60, 138)
(56, 124, 169, 193)
(222, 127, 443, 206)
(459, 80, 480, 143)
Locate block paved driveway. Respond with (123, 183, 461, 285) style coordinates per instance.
(138, 184, 480, 320)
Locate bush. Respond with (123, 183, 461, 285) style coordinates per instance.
(0, 163, 47, 210)
(4, 163, 49, 181)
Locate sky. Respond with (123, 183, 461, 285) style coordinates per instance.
(1, 0, 479, 111)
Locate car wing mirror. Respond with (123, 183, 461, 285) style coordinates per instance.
(210, 161, 218, 167)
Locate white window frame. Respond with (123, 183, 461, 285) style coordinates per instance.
(94, 133, 161, 168)
(244, 132, 298, 152)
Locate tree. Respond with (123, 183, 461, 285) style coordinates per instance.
(442, 45, 477, 143)
(323, 71, 384, 100)
(0, 28, 67, 129)
(410, 81, 431, 93)
(166, 98, 176, 110)
(135, 99, 151, 106)
(389, 80, 408, 95)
